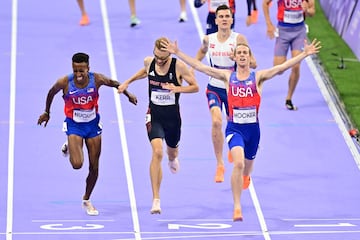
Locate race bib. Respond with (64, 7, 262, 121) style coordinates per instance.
(73, 108, 96, 123)
(283, 10, 304, 24)
(232, 107, 257, 124)
(151, 89, 176, 106)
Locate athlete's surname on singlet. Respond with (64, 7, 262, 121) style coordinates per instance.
(63, 72, 99, 123)
(208, 31, 237, 89)
(148, 58, 180, 108)
(227, 72, 261, 124)
(207, 0, 236, 13)
(277, 0, 306, 26)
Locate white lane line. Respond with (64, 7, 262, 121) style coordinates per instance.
(99, 0, 141, 239)
(7, 0, 18, 239)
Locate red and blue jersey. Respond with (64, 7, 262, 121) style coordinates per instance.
(63, 72, 99, 122)
(277, 0, 305, 27)
(227, 72, 260, 124)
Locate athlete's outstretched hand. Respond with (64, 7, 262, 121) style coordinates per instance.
(304, 38, 321, 56)
(127, 92, 138, 105)
(117, 83, 128, 94)
(161, 39, 179, 55)
(37, 112, 50, 127)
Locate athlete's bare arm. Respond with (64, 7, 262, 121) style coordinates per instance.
(95, 73, 137, 105)
(117, 57, 150, 94)
(37, 76, 68, 127)
(195, 35, 209, 61)
(164, 60, 199, 93)
(262, 0, 276, 39)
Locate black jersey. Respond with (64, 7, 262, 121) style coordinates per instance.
(148, 58, 180, 106)
(146, 58, 182, 146)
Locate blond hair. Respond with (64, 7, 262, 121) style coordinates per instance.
(154, 37, 169, 51)
(234, 43, 252, 56)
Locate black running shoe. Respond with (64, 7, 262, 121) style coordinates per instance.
(285, 99, 298, 110)
(61, 142, 69, 157)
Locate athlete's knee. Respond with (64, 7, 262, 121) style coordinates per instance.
(71, 160, 83, 169)
(233, 160, 245, 171)
(212, 117, 222, 130)
(152, 147, 163, 161)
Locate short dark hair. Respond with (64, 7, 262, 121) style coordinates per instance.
(216, 4, 231, 15)
(72, 52, 89, 63)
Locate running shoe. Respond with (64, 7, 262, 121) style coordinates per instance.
(150, 198, 161, 214)
(215, 165, 225, 183)
(130, 16, 141, 27)
(82, 200, 99, 216)
(168, 158, 180, 173)
(233, 208, 243, 221)
(179, 12, 187, 22)
(251, 10, 258, 24)
(285, 99, 298, 110)
(79, 15, 90, 26)
(243, 176, 251, 189)
(61, 142, 69, 157)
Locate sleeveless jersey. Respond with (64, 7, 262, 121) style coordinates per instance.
(277, 0, 305, 26)
(148, 58, 180, 111)
(63, 72, 99, 123)
(208, 31, 237, 89)
(207, 0, 236, 13)
(227, 72, 260, 124)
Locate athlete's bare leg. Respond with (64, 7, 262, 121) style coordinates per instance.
(230, 146, 245, 221)
(286, 50, 302, 102)
(83, 136, 101, 200)
(179, 0, 187, 22)
(211, 107, 225, 167)
(68, 134, 85, 169)
(150, 138, 163, 200)
(76, 0, 90, 26)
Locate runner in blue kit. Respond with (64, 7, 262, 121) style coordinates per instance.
(194, 4, 257, 183)
(37, 52, 137, 216)
(161, 37, 321, 221)
(118, 37, 199, 215)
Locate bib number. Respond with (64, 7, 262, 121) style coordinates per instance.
(283, 10, 304, 24)
(233, 107, 257, 124)
(151, 89, 176, 106)
(73, 108, 96, 123)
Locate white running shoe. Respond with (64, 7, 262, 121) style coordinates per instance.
(150, 199, 161, 214)
(61, 142, 69, 157)
(179, 12, 187, 22)
(130, 15, 141, 27)
(82, 200, 99, 216)
(168, 158, 180, 174)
